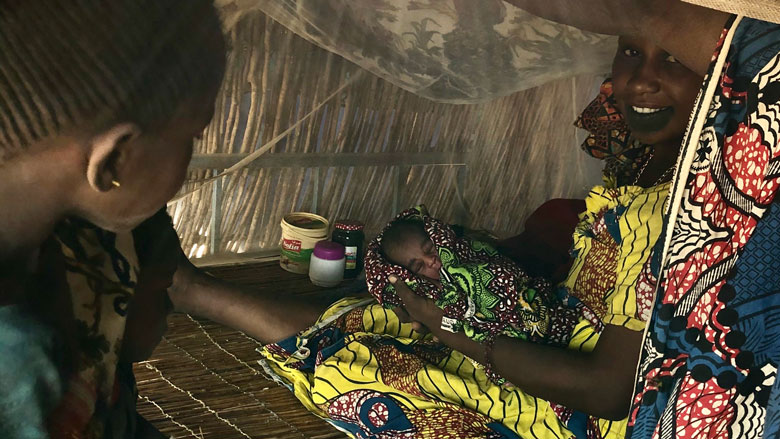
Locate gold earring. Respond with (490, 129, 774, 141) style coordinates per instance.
(111, 180, 121, 188)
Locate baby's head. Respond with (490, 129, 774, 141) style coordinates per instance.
(381, 219, 442, 280)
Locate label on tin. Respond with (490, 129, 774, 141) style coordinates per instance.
(344, 246, 358, 269)
(281, 248, 312, 263)
(280, 248, 314, 274)
(280, 238, 314, 274)
(282, 238, 302, 253)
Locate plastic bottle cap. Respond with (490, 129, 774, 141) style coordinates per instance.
(312, 241, 345, 260)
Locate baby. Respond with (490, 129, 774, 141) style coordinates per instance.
(365, 206, 584, 355)
(381, 218, 443, 282)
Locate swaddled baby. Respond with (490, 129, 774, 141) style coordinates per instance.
(365, 206, 583, 351)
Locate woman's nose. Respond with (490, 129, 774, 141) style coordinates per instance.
(425, 253, 439, 266)
(627, 61, 661, 97)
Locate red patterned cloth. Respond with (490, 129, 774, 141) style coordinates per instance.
(575, 78, 653, 185)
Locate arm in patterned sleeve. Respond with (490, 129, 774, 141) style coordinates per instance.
(393, 276, 644, 421)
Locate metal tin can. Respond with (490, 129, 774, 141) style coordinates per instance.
(280, 212, 329, 274)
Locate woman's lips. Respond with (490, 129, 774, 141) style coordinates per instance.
(625, 105, 674, 133)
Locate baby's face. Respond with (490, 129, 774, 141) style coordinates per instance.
(395, 236, 442, 280)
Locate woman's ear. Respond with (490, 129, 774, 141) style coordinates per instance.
(85, 123, 141, 192)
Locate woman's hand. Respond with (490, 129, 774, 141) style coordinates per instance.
(170, 255, 338, 345)
(389, 277, 640, 419)
(389, 275, 485, 360)
(389, 275, 443, 333)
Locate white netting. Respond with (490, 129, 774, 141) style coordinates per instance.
(216, 0, 616, 103)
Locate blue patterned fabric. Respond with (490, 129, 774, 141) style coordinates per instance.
(738, 202, 780, 438)
(628, 17, 780, 439)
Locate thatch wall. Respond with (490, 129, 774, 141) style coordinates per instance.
(172, 11, 604, 260)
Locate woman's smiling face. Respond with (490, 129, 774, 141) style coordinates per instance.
(612, 36, 703, 146)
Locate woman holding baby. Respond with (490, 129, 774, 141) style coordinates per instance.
(257, 7, 715, 437)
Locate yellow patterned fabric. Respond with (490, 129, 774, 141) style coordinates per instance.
(260, 297, 580, 439)
(548, 182, 670, 439)
(565, 182, 670, 332)
(260, 183, 670, 439)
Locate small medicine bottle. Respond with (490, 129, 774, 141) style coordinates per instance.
(331, 220, 365, 278)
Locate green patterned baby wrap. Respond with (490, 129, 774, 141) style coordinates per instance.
(365, 206, 582, 346)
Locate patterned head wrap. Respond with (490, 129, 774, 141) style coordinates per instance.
(575, 78, 652, 185)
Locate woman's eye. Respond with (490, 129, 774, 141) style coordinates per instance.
(622, 48, 640, 57)
(412, 262, 423, 273)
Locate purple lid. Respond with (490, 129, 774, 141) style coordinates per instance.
(313, 241, 345, 260)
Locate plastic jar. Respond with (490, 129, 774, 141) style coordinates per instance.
(280, 212, 329, 274)
(331, 220, 365, 279)
(309, 241, 345, 287)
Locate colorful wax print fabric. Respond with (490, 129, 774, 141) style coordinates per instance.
(564, 182, 670, 332)
(627, 17, 780, 439)
(365, 206, 581, 349)
(545, 181, 669, 439)
(575, 78, 653, 186)
(260, 297, 581, 439)
(48, 219, 140, 438)
(272, 181, 668, 439)
(0, 217, 143, 439)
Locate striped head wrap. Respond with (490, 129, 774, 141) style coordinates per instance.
(0, 0, 225, 161)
